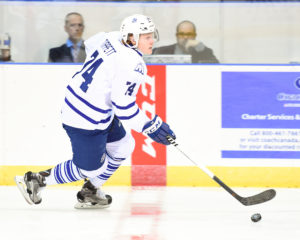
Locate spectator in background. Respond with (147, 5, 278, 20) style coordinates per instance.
(0, 33, 13, 62)
(153, 20, 219, 63)
(48, 12, 86, 63)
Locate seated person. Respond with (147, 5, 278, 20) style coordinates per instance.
(48, 12, 86, 63)
(153, 20, 219, 63)
(0, 33, 13, 62)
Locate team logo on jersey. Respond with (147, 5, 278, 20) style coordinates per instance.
(134, 63, 144, 75)
(101, 39, 116, 56)
(132, 18, 137, 23)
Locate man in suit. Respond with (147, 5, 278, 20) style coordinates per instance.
(153, 20, 219, 64)
(48, 12, 86, 63)
(0, 33, 13, 62)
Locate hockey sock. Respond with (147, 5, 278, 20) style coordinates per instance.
(40, 160, 86, 185)
(90, 154, 124, 188)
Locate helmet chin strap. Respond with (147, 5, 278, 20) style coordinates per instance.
(122, 40, 138, 50)
(122, 39, 143, 55)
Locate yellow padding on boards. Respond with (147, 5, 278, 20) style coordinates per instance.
(167, 166, 300, 188)
(1, 166, 300, 187)
(0, 165, 131, 186)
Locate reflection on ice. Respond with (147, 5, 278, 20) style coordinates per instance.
(1, 186, 300, 240)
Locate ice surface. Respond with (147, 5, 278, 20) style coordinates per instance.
(0, 186, 300, 240)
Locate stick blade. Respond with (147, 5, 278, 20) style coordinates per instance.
(240, 189, 276, 206)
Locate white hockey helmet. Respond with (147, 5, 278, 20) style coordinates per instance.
(120, 14, 159, 48)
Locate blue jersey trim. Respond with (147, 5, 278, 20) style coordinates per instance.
(123, 44, 143, 57)
(55, 164, 65, 184)
(116, 108, 139, 120)
(107, 164, 119, 170)
(65, 98, 111, 124)
(97, 175, 109, 180)
(66, 160, 78, 182)
(134, 49, 143, 57)
(67, 85, 112, 113)
(112, 100, 136, 110)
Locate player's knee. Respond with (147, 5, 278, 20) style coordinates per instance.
(107, 132, 135, 160)
(116, 132, 135, 159)
(122, 133, 135, 157)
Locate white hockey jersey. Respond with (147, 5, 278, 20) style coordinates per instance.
(61, 31, 150, 132)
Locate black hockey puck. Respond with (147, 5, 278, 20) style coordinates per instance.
(251, 213, 262, 222)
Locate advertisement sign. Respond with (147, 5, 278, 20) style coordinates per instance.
(131, 65, 167, 185)
(222, 72, 300, 159)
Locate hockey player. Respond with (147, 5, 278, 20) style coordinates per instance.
(15, 14, 176, 209)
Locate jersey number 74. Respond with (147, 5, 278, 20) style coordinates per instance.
(72, 50, 103, 92)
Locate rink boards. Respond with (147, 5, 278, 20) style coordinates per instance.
(1, 63, 300, 187)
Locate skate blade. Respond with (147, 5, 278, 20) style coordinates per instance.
(74, 202, 110, 209)
(14, 176, 33, 205)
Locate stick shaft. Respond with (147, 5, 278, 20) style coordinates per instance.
(171, 142, 238, 194)
(168, 137, 276, 206)
(172, 142, 214, 178)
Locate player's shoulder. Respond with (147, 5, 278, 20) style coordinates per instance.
(114, 40, 144, 64)
(106, 32, 140, 58)
(117, 48, 145, 74)
(84, 32, 106, 49)
(120, 47, 143, 62)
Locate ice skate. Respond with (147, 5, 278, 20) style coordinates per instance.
(74, 180, 112, 209)
(14, 171, 46, 205)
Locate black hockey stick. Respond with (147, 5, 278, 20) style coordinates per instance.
(167, 136, 276, 206)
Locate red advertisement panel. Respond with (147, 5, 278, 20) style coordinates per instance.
(131, 65, 167, 186)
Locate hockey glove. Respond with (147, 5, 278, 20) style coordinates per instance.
(143, 115, 176, 145)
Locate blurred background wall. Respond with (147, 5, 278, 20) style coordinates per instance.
(1, 1, 300, 63)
